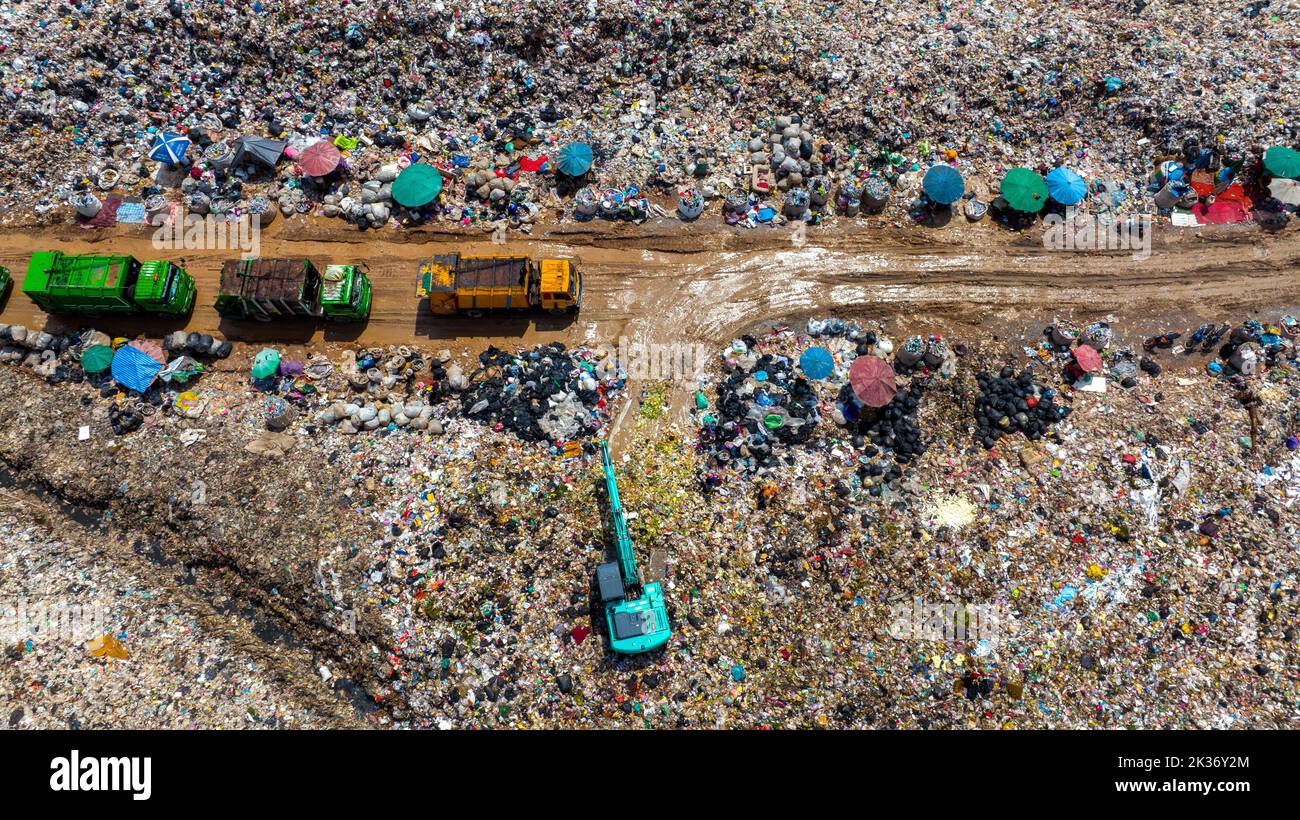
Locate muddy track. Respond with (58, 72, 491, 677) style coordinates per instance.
(0, 221, 1295, 354)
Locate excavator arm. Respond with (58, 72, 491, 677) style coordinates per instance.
(600, 440, 639, 587)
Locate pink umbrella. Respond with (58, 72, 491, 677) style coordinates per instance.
(849, 355, 898, 407)
(300, 140, 342, 177)
(1072, 344, 1101, 373)
(127, 339, 168, 365)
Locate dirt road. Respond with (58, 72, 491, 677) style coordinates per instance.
(0, 219, 1296, 353)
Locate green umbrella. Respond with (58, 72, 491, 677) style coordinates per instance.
(79, 344, 113, 374)
(1000, 167, 1049, 212)
(1262, 146, 1300, 179)
(391, 163, 443, 207)
(251, 348, 281, 379)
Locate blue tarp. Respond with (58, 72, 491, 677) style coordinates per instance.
(1045, 167, 1087, 205)
(149, 132, 190, 165)
(921, 165, 964, 204)
(110, 346, 163, 393)
(799, 346, 835, 379)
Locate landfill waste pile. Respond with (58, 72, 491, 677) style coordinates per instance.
(0, 304, 1296, 729)
(701, 336, 821, 472)
(843, 378, 930, 467)
(2, 2, 1297, 228)
(0, 501, 361, 729)
(458, 343, 621, 443)
(0, 325, 230, 426)
(308, 346, 453, 434)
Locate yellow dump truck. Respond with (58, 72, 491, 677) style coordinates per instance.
(415, 254, 582, 316)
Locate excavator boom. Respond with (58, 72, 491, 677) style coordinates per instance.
(600, 440, 639, 585)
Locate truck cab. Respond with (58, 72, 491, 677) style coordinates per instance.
(538, 259, 582, 314)
(320, 264, 372, 321)
(133, 260, 197, 315)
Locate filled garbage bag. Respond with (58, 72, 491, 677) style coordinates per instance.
(251, 348, 281, 379)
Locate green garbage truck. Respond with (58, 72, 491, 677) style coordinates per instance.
(214, 257, 371, 322)
(22, 251, 196, 316)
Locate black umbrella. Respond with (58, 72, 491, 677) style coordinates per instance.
(227, 136, 287, 168)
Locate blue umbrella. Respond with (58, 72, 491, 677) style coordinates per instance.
(556, 142, 593, 176)
(110, 346, 163, 393)
(149, 132, 191, 165)
(799, 346, 835, 380)
(921, 165, 964, 205)
(1045, 167, 1087, 205)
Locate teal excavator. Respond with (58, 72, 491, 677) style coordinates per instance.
(595, 441, 672, 654)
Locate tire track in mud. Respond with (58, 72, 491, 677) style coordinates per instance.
(0, 222, 1295, 351)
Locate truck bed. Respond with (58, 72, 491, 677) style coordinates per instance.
(419, 254, 535, 313)
(219, 258, 314, 301)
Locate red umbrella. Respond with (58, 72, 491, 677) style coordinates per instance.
(849, 356, 898, 407)
(1072, 344, 1101, 373)
(300, 140, 342, 177)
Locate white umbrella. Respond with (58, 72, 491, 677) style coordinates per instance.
(1268, 177, 1300, 206)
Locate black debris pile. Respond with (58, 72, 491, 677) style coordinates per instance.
(700, 340, 819, 473)
(458, 343, 614, 442)
(973, 367, 1070, 449)
(839, 377, 929, 465)
(107, 402, 145, 435)
(164, 331, 233, 360)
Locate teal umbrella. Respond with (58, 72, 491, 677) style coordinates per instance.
(921, 165, 964, 204)
(556, 142, 594, 176)
(391, 163, 443, 207)
(799, 346, 835, 379)
(251, 348, 281, 379)
(80, 344, 114, 374)
(1000, 168, 1049, 212)
(1262, 146, 1300, 179)
(1045, 167, 1087, 205)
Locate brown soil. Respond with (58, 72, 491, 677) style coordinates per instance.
(0, 218, 1294, 356)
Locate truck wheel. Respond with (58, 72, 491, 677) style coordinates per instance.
(466, 309, 484, 318)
